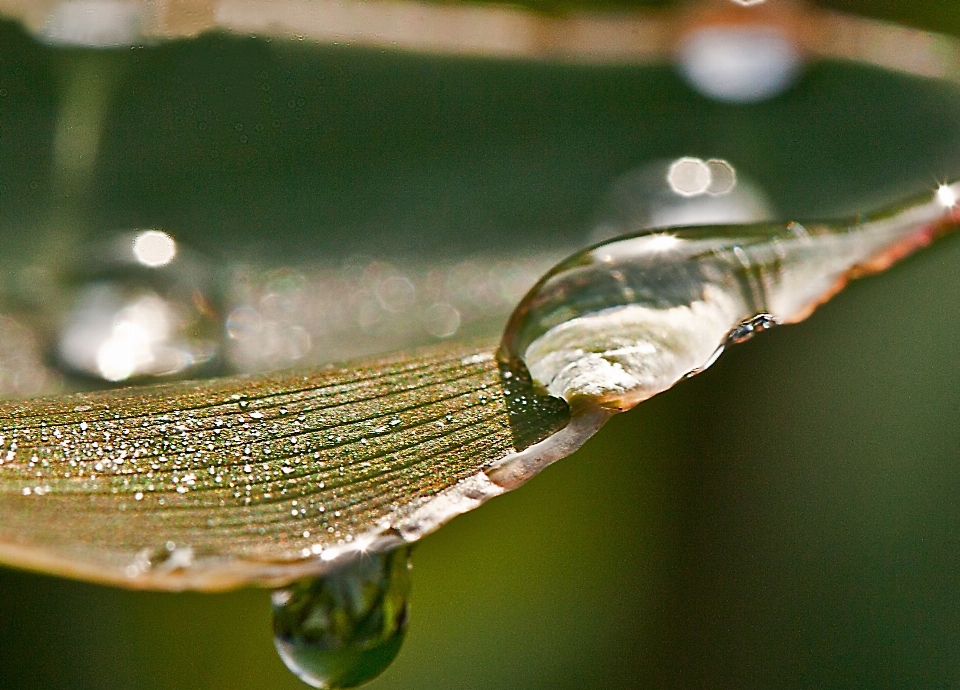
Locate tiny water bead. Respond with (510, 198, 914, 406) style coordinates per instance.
(272, 546, 412, 689)
(502, 182, 960, 413)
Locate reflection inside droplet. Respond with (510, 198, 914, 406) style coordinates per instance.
(667, 157, 711, 196)
(272, 547, 412, 689)
(504, 182, 960, 411)
(94, 294, 175, 381)
(132, 230, 177, 267)
(590, 159, 773, 244)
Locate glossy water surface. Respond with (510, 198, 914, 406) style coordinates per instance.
(502, 183, 960, 412)
(272, 547, 412, 689)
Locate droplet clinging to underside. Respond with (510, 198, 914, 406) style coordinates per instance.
(272, 546, 412, 689)
(501, 183, 960, 412)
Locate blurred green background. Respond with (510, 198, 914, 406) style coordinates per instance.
(3, 1, 960, 688)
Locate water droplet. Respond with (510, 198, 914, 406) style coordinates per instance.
(272, 546, 412, 689)
(502, 183, 960, 412)
(726, 312, 778, 345)
(56, 230, 223, 384)
(675, 1, 804, 103)
(589, 159, 774, 245)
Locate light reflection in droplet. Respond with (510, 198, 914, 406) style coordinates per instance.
(132, 230, 177, 268)
(591, 159, 774, 244)
(95, 299, 169, 381)
(59, 288, 213, 382)
(936, 184, 957, 208)
(596, 233, 683, 261)
(667, 157, 711, 197)
(705, 158, 737, 195)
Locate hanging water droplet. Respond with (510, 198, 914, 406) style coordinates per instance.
(501, 183, 960, 412)
(272, 546, 412, 689)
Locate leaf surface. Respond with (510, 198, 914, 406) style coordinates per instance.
(0, 342, 517, 590)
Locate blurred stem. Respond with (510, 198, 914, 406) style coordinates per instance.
(44, 50, 126, 268)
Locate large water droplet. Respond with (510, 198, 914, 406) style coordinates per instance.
(502, 183, 960, 412)
(497, 355, 571, 452)
(272, 546, 412, 689)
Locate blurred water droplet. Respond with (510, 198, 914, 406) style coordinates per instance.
(223, 254, 556, 372)
(667, 157, 711, 196)
(675, 0, 806, 104)
(225, 305, 262, 341)
(705, 159, 737, 195)
(421, 302, 460, 338)
(677, 25, 803, 102)
(272, 547, 412, 689)
(56, 230, 223, 383)
(589, 159, 774, 244)
(373, 274, 415, 313)
(132, 230, 177, 267)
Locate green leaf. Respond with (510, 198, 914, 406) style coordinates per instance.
(0, 342, 525, 591)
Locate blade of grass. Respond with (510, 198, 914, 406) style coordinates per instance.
(0, 341, 524, 591)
